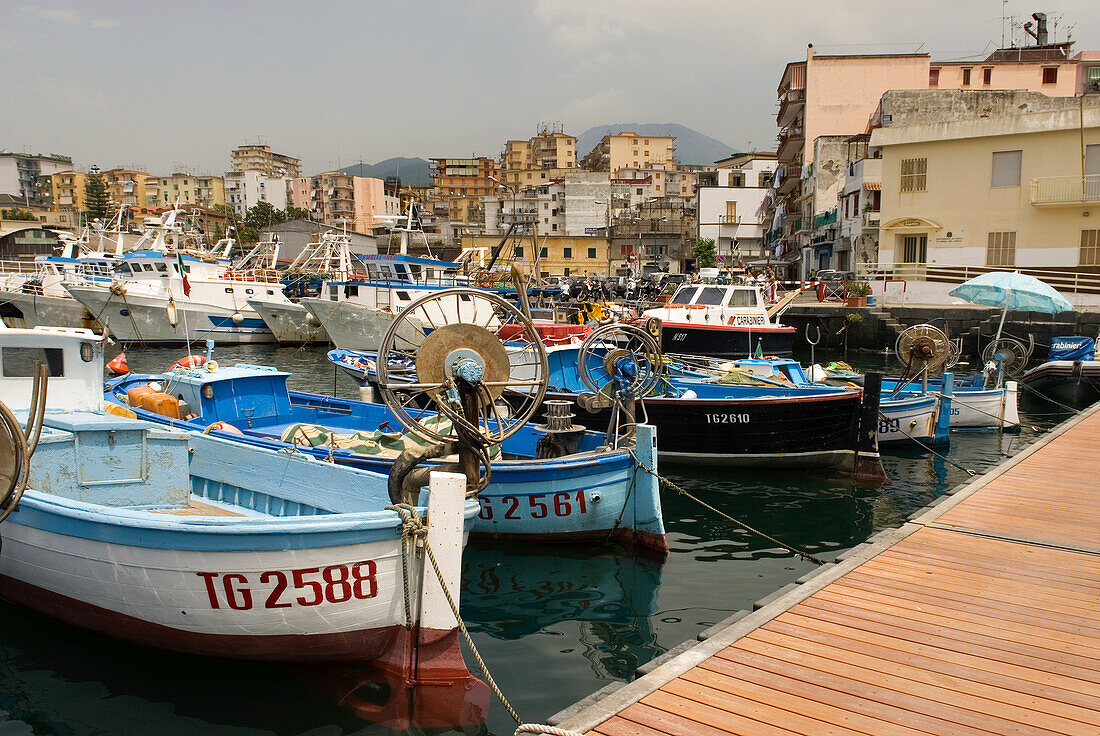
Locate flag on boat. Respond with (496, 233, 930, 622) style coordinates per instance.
(176, 252, 191, 297)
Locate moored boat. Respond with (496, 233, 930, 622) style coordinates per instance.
(0, 324, 486, 726)
(1020, 336, 1100, 409)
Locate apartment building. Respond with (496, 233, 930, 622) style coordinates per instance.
(429, 157, 499, 225)
(461, 233, 610, 278)
(869, 90, 1100, 305)
(581, 131, 677, 173)
(698, 153, 778, 266)
(225, 170, 290, 214)
(500, 127, 579, 191)
(768, 37, 1100, 277)
(290, 173, 400, 234)
(147, 174, 226, 208)
(230, 144, 301, 178)
(50, 170, 87, 214)
(0, 152, 73, 208)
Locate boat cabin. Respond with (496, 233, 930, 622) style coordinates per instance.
(666, 284, 764, 310)
(0, 326, 107, 412)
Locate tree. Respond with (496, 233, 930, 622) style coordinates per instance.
(693, 237, 717, 269)
(243, 201, 285, 231)
(284, 205, 311, 221)
(2, 208, 38, 221)
(84, 171, 110, 222)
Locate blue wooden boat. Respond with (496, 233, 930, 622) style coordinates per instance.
(105, 362, 667, 556)
(0, 326, 487, 728)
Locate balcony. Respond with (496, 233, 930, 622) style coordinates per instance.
(863, 211, 881, 228)
(777, 87, 806, 128)
(1030, 175, 1100, 206)
(718, 215, 741, 225)
(777, 126, 804, 164)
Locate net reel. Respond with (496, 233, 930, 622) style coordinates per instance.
(576, 324, 663, 445)
(376, 288, 549, 503)
(893, 324, 952, 394)
(981, 334, 1033, 384)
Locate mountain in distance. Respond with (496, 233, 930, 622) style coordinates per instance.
(575, 123, 739, 166)
(338, 157, 432, 187)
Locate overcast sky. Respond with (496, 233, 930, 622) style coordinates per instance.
(2, 1, 1096, 176)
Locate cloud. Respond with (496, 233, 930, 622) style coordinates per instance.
(20, 6, 80, 24)
(20, 6, 119, 29)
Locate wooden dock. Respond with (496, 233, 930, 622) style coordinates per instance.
(553, 404, 1100, 736)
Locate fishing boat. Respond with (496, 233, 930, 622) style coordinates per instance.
(62, 214, 298, 346)
(684, 356, 952, 447)
(246, 231, 358, 345)
(0, 211, 125, 330)
(333, 335, 882, 473)
(105, 363, 666, 555)
(105, 289, 667, 555)
(0, 324, 487, 725)
(640, 282, 797, 358)
(1020, 336, 1100, 409)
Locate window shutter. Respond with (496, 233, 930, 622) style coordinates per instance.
(991, 150, 1022, 188)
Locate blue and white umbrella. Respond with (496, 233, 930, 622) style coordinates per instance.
(949, 271, 1074, 344)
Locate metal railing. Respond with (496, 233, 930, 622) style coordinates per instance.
(1029, 175, 1100, 206)
(863, 261, 1100, 296)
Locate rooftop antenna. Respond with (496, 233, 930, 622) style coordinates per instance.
(1001, 0, 1008, 48)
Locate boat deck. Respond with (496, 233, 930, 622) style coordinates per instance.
(149, 500, 246, 517)
(554, 404, 1100, 735)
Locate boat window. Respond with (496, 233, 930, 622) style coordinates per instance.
(344, 283, 359, 297)
(366, 264, 380, 280)
(696, 287, 726, 306)
(225, 287, 233, 293)
(408, 264, 422, 279)
(396, 291, 411, 301)
(671, 287, 699, 305)
(728, 289, 758, 307)
(394, 264, 409, 278)
(155, 263, 167, 272)
(2, 347, 64, 377)
(245, 288, 254, 295)
(266, 289, 274, 295)
(459, 294, 471, 302)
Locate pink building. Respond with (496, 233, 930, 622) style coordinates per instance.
(290, 173, 397, 234)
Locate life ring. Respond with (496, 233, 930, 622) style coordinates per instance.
(202, 421, 241, 435)
(171, 355, 206, 371)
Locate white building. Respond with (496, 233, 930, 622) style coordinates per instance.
(697, 153, 778, 266)
(224, 170, 290, 214)
(483, 171, 611, 237)
(0, 152, 73, 208)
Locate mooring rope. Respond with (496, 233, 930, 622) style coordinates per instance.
(877, 411, 977, 476)
(385, 503, 583, 736)
(628, 450, 829, 565)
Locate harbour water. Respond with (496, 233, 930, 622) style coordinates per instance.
(0, 345, 1069, 736)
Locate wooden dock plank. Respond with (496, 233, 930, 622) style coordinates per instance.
(568, 405, 1100, 736)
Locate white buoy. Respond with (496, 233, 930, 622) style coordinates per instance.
(231, 312, 244, 325)
(166, 298, 178, 327)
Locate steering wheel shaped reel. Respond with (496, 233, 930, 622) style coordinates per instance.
(376, 288, 549, 444)
(577, 323, 663, 400)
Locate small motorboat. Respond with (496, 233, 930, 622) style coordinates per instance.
(1021, 336, 1100, 409)
(0, 324, 488, 729)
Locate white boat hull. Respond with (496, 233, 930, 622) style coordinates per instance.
(0, 289, 98, 330)
(300, 298, 404, 352)
(248, 299, 330, 344)
(65, 285, 275, 345)
(0, 517, 411, 661)
(950, 383, 1020, 429)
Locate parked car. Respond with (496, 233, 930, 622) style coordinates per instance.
(815, 270, 854, 299)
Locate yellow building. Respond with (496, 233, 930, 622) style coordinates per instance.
(581, 131, 676, 173)
(51, 170, 87, 213)
(870, 91, 1100, 303)
(148, 174, 226, 208)
(501, 129, 578, 190)
(101, 169, 153, 209)
(462, 234, 610, 278)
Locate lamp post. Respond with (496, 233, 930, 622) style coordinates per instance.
(595, 198, 612, 276)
